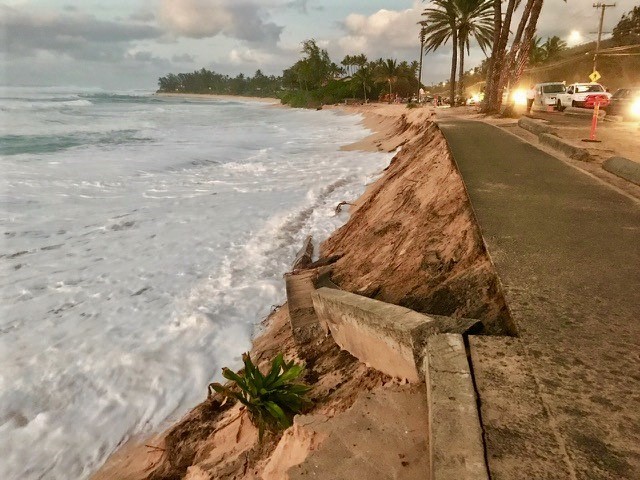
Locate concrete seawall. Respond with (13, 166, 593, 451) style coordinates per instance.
(311, 287, 439, 381)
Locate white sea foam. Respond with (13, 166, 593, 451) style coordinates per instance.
(0, 87, 393, 479)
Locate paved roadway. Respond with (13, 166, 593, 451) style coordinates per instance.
(438, 119, 640, 480)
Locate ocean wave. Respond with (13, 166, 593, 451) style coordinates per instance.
(0, 99, 93, 112)
(78, 93, 162, 104)
(0, 130, 153, 156)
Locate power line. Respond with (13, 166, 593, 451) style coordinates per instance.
(593, 2, 617, 72)
(523, 44, 640, 73)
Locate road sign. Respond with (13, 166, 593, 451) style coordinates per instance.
(589, 70, 601, 83)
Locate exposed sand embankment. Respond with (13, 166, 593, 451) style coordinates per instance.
(94, 104, 510, 480)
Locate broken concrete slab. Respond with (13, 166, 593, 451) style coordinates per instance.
(518, 117, 557, 136)
(602, 156, 640, 186)
(285, 269, 321, 343)
(424, 334, 488, 480)
(311, 287, 438, 382)
(292, 235, 314, 270)
(311, 288, 484, 381)
(468, 336, 573, 479)
(538, 133, 592, 161)
(286, 384, 430, 480)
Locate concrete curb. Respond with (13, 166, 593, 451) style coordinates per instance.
(564, 106, 605, 118)
(518, 117, 557, 136)
(603, 114, 623, 123)
(603, 156, 640, 186)
(424, 334, 488, 480)
(538, 133, 592, 161)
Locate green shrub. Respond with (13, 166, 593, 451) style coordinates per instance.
(406, 102, 418, 109)
(209, 353, 312, 439)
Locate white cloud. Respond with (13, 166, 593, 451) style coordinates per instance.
(228, 48, 274, 65)
(158, 0, 283, 45)
(159, 0, 232, 38)
(337, 2, 421, 55)
(172, 53, 196, 63)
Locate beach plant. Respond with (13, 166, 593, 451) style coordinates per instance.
(208, 353, 312, 439)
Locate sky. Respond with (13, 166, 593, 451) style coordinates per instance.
(1, 0, 637, 90)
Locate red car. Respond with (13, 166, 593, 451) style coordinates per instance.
(584, 93, 610, 108)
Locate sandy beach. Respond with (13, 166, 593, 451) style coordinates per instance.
(155, 92, 280, 104)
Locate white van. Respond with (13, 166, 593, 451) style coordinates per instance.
(533, 82, 566, 110)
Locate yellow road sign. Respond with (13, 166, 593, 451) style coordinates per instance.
(589, 70, 601, 83)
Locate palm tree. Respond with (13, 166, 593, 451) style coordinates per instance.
(341, 55, 353, 77)
(422, 0, 459, 104)
(542, 35, 567, 61)
(353, 54, 368, 71)
(528, 35, 546, 65)
(375, 59, 400, 100)
(418, 23, 428, 98)
(455, 0, 493, 98)
(351, 65, 374, 102)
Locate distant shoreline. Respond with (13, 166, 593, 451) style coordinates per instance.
(155, 92, 280, 104)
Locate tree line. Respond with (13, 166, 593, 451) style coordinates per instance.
(158, 2, 639, 112)
(157, 40, 423, 108)
(280, 39, 422, 107)
(157, 69, 281, 97)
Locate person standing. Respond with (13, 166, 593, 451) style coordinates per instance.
(526, 85, 536, 114)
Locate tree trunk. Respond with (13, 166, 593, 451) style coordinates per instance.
(418, 41, 424, 99)
(497, 0, 536, 104)
(363, 82, 367, 103)
(513, 0, 545, 82)
(450, 26, 458, 105)
(483, 0, 520, 113)
(458, 36, 465, 99)
(483, 0, 503, 111)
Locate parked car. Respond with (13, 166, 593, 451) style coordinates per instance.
(534, 82, 566, 110)
(556, 83, 611, 110)
(605, 87, 640, 120)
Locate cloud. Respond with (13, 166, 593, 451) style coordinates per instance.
(125, 50, 166, 64)
(337, 2, 421, 55)
(286, 0, 309, 14)
(130, 10, 156, 23)
(228, 48, 275, 66)
(159, 0, 283, 45)
(285, 0, 323, 14)
(0, 5, 161, 61)
(172, 53, 196, 63)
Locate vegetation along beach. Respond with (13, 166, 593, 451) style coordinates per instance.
(1, 1, 639, 480)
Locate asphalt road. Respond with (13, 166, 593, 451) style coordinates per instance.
(439, 119, 640, 480)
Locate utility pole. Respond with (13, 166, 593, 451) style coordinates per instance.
(593, 2, 616, 72)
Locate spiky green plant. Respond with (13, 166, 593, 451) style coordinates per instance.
(208, 353, 312, 439)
